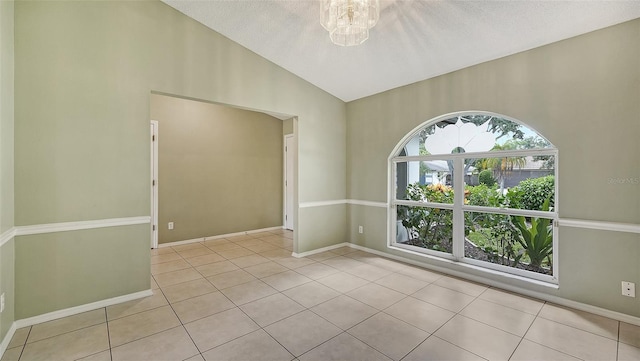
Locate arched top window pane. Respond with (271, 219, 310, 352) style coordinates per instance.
(398, 114, 553, 157)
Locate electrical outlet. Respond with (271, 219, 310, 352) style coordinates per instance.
(1, 293, 5, 313)
(168, 222, 174, 230)
(358, 225, 363, 234)
(622, 281, 635, 297)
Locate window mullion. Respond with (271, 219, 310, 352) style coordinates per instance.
(452, 158, 465, 260)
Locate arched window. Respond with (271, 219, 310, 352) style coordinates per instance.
(390, 112, 558, 283)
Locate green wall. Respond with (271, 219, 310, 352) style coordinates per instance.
(150, 94, 283, 244)
(0, 0, 15, 345)
(13, 0, 346, 319)
(346, 19, 640, 316)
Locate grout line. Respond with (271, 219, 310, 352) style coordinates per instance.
(103, 308, 114, 361)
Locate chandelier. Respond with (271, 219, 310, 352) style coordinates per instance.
(320, 0, 380, 46)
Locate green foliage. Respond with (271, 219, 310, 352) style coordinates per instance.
(515, 175, 555, 210)
(478, 170, 496, 186)
(512, 199, 553, 269)
(400, 183, 454, 252)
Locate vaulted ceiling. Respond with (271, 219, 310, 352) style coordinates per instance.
(163, 1, 640, 102)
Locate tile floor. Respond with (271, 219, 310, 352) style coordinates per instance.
(3, 229, 640, 361)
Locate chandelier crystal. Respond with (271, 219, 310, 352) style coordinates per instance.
(320, 0, 379, 46)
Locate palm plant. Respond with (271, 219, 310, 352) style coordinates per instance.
(512, 199, 553, 270)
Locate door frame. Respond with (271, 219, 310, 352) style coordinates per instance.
(283, 134, 295, 230)
(150, 120, 159, 248)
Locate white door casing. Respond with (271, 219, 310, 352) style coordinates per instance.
(284, 134, 295, 230)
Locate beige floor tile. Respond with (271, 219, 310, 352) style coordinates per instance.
(244, 261, 290, 278)
(151, 247, 177, 256)
(435, 315, 520, 361)
(240, 293, 306, 327)
(185, 308, 260, 352)
(203, 238, 232, 248)
(20, 324, 109, 361)
(218, 248, 256, 260)
(106, 290, 168, 320)
(202, 329, 294, 361)
(185, 354, 205, 361)
(178, 247, 215, 259)
(262, 270, 313, 291)
(76, 350, 112, 361)
(226, 234, 256, 242)
(207, 269, 257, 289)
(299, 332, 391, 361)
(0, 346, 23, 361)
(384, 297, 454, 333)
(196, 260, 240, 277)
(510, 339, 580, 361)
(346, 283, 405, 310)
(259, 249, 293, 260)
(348, 312, 429, 361)
(206, 242, 244, 252)
(220, 279, 278, 305)
(402, 336, 486, 361)
(478, 288, 544, 315)
(235, 238, 268, 247)
(306, 251, 340, 262)
(161, 278, 217, 303)
(346, 263, 393, 282)
(111, 326, 199, 361)
(171, 243, 206, 252)
(310, 295, 377, 330)
(172, 291, 236, 323)
(411, 284, 475, 313)
(363, 258, 412, 273)
(243, 242, 279, 253)
(260, 235, 288, 243)
(524, 317, 618, 361)
(185, 253, 226, 267)
(153, 268, 203, 287)
(275, 257, 317, 269)
(329, 247, 357, 256)
(618, 342, 640, 361)
(7, 326, 30, 348)
(151, 252, 183, 265)
(322, 256, 365, 271)
(28, 309, 106, 343)
(434, 276, 488, 297)
(150, 276, 159, 290)
(316, 272, 369, 293)
(342, 250, 380, 262)
(265, 311, 342, 357)
(151, 258, 192, 275)
(459, 298, 536, 336)
(283, 281, 340, 308)
(249, 231, 274, 238)
(108, 305, 181, 347)
(374, 273, 428, 295)
(620, 322, 640, 348)
(538, 303, 619, 339)
(294, 263, 340, 280)
(395, 265, 442, 283)
(230, 254, 271, 268)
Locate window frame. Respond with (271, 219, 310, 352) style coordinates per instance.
(388, 111, 559, 285)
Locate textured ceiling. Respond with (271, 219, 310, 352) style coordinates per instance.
(163, 0, 640, 102)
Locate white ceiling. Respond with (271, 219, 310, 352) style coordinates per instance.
(163, 0, 640, 102)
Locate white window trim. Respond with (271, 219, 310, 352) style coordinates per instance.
(388, 111, 559, 285)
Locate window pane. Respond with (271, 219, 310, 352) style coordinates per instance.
(467, 155, 555, 211)
(396, 205, 453, 254)
(399, 115, 553, 157)
(396, 161, 454, 203)
(465, 212, 554, 275)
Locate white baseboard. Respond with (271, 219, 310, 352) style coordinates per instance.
(292, 242, 349, 258)
(158, 226, 284, 248)
(347, 243, 640, 327)
(14, 289, 153, 329)
(0, 322, 17, 361)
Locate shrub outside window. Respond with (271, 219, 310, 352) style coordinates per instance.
(390, 112, 558, 283)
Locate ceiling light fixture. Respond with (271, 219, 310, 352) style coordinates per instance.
(320, 0, 379, 46)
